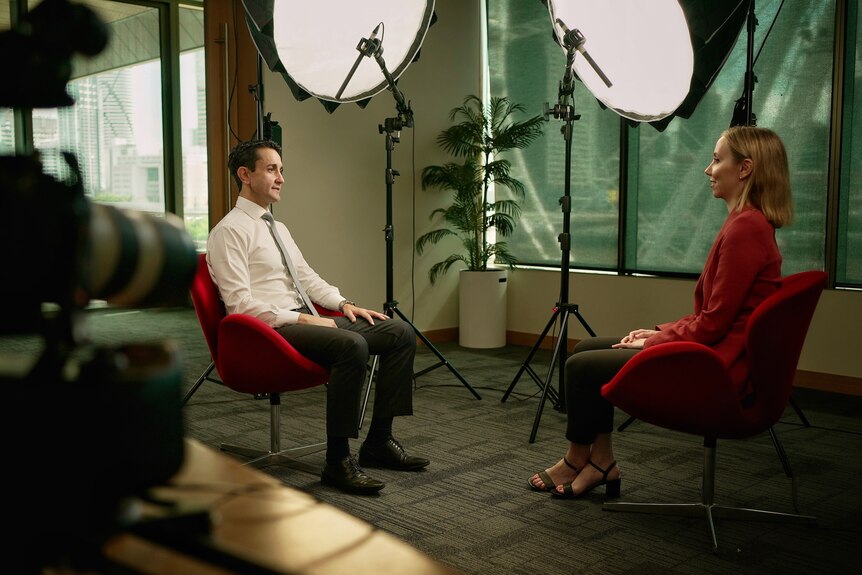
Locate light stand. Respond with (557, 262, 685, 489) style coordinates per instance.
(250, 55, 266, 138)
(339, 26, 481, 402)
(501, 21, 611, 443)
(249, 55, 281, 143)
(730, 0, 757, 128)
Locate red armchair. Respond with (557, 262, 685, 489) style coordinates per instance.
(600, 270, 827, 549)
(187, 253, 330, 473)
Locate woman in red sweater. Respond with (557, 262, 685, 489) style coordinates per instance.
(528, 126, 795, 499)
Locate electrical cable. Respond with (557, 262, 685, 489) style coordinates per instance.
(416, 111, 422, 324)
(227, 0, 241, 143)
(753, 0, 786, 66)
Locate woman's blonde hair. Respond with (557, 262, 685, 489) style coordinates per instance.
(721, 126, 794, 228)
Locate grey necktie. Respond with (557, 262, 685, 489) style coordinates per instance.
(261, 211, 319, 317)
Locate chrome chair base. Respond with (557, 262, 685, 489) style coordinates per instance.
(219, 395, 324, 476)
(603, 500, 817, 550)
(220, 442, 325, 475)
(603, 442, 817, 550)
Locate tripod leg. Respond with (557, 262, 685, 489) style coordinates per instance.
(359, 355, 379, 429)
(788, 396, 810, 427)
(390, 306, 481, 400)
(182, 361, 216, 406)
(768, 426, 794, 479)
(530, 310, 571, 443)
(573, 309, 597, 337)
(617, 415, 637, 432)
(551, 307, 597, 409)
(502, 309, 561, 403)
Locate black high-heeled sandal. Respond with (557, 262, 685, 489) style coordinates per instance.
(553, 460, 620, 500)
(528, 457, 579, 492)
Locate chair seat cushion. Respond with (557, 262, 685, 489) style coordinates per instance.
(217, 314, 329, 394)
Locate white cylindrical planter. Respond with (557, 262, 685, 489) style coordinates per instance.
(459, 268, 507, 348)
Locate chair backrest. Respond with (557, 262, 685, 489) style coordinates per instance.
(189, 252, 225, 365)
(746, 270, 827, 426)
(189, 253, 331, 395)
(601, 270, 827, 439)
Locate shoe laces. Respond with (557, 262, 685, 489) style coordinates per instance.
(346, 455, 367, 476)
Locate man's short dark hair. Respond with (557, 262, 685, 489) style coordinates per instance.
(228, 139, 282, 190)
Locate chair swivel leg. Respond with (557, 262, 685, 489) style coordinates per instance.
(604, 438, 816, 550)
(220, 394, 324, 475)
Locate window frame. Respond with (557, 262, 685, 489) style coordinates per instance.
(5, 0, 203, 222)
(486, 0, 860, 290)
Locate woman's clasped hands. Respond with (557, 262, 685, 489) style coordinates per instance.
(611, 329, 659, 350)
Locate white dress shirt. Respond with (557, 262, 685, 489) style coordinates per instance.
(206, 196, 344, 327)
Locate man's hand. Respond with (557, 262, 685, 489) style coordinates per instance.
(342, 303, 388, 325)
(297, 313, 337, 328)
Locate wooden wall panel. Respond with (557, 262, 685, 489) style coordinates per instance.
(203, 0, 260, 228)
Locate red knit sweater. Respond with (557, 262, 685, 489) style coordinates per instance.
(643, 207, 782, 395)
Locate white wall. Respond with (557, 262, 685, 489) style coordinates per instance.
(508, 269, 862, 379)
(265, 0, 482, 329)
(261, 0, 861, 383)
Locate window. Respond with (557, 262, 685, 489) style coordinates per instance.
(488, 0, 857, 287)
(839, 0, 862, 285)
(5, 0, 207, 248)
(0, 108, 11, 154)
(179, 4, 208, 249)
(487, 1, 619, 270)
(630, 0, 834, 276)
(0, 4, 15, 154)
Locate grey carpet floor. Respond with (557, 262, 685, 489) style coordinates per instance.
(4, 306, 860, 574)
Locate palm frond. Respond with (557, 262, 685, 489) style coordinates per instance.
(491, 173, 527, 199)
(486, 212, 516, 236)
(493, 115, 545, 154)
(418, 94, 539, 275)
(488, 243, 519, 269)
(429, 254, 469, 285)
(490, 199, 522, 218)
(416, 228, 457, 255)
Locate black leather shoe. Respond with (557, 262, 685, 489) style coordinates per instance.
(321, 455, 385, 495)
(358, 437, 430, 471)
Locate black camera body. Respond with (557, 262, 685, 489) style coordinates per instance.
(0, 0, 108, 109)
(3, 342, 186, 571)
(1, 1, 197, 569)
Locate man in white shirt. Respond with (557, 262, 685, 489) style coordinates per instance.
(207, 140, 429, 495)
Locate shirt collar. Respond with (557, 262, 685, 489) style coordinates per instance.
(235, 195, 269, 220)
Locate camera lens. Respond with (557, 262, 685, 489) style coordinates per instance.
(88, 204, 198, 308)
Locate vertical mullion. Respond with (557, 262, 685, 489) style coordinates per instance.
(623, 123, 639, 273)
(11, 0, 32, 155)
(616, 117, 627, 274)
(160, 1, 184, 217)
(837, 0, 857, 286)
(826, 0, 848, 287)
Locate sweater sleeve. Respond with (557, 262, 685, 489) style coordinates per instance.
(644, 212, 771, 349)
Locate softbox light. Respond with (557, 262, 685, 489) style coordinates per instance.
(542, 0, 751, 130)
(546, 0, 694, 123)
(241, 0, 436, 113)
(667, 0, 751, 131)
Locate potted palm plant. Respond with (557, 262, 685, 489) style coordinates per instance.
(417, 95, 544, 348)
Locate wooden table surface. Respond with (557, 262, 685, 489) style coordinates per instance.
(101, 439, 460, 575)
